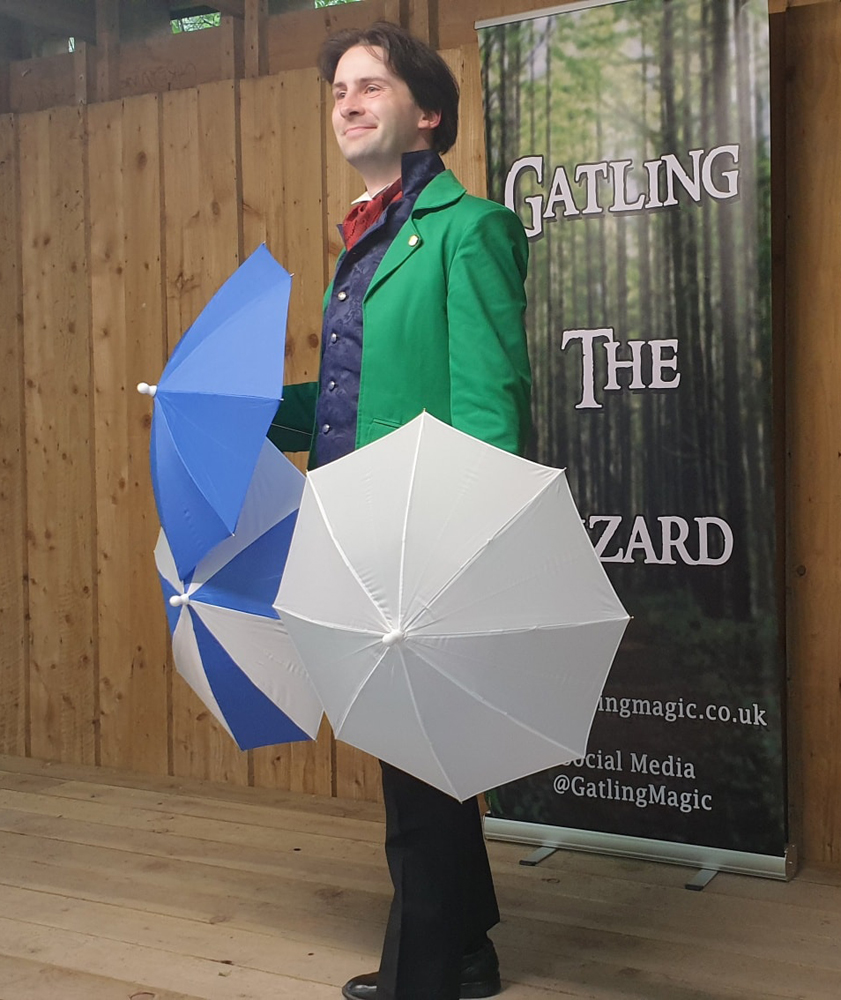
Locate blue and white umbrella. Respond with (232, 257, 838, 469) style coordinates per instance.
(156, 441, 323, 750)
(139, 244, 292, 579)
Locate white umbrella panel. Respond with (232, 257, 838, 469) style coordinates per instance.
(275, 412, 629, 800)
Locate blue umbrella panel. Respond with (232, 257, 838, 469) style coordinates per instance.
(155, 441, 323, 750)
(143, 244, 293, 579)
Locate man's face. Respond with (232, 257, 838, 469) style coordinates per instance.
(331, 45, 439, 183)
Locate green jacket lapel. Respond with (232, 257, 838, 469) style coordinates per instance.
(364, 170, 466, 299)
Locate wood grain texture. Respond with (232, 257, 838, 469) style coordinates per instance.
(441, 45, 488, 198)
(19, 106, 97, 765)
(161, 81, 248, 786)
(266, 1, 390, 75)
(2, 756, 841, 999)
(0, 0, 805, 114)
(438, 0, 578, 48)
(238, 69, 334, 795)
(0, 114, 27, 756)
(7, 52, 76, 114)
(244, 0, 268, 79)
(88, 94, 170, 776)
(785, 1, 841, 866)
(118, 28, 229, 100)
(0, 0, 840, 864)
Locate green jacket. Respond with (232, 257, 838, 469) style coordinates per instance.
(269, 170, 531, 461)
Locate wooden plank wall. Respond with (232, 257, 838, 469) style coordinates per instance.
(0, 114, 27, 758)
(0, 38, 488, 803)
(784, 2, 841, 866)
(88, 94, 169, 778)
(19, 107, 97, 767)
(0, 0, 839, 866)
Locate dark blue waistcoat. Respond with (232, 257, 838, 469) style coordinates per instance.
(313, 150, 444, 468)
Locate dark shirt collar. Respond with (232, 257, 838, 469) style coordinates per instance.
(338, 149, 446, 249)
(400, 148, 446, 201)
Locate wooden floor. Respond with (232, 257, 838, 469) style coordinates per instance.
(0, 757, 839, 1000)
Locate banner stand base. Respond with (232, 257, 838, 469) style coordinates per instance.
(484, 816, 796, 881)
(685, 868, 718, 890)
(519, 845, 558, 867)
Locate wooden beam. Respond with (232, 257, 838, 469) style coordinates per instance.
(219, 14, 244, 79)
(171, 0, 245, 15)
(213, 0, 246, 14)
(0, 62, 9, 114)
(382, 0, 402, 25)
(786, 0, 841, 865)
(0, 0, 96, 43)
(95, 0, 119, 102)
(244, 0, 267, 77)
(404, 0, 437, 45)
(768, 0, 839, 12)
(73, 41, 93, 104)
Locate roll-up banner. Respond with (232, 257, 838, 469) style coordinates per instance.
(478, 0, 790, 877)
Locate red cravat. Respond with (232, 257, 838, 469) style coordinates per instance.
(342, 177, 403, 250)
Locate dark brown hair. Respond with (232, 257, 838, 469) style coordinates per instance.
(318, 21, 459, 154)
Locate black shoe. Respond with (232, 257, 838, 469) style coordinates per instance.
(341, 939, 501, 999)
(341, 971, 378, 1000)
(461, 939, 502, 998)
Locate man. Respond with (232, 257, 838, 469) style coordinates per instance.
(273, 22, 531, 1000)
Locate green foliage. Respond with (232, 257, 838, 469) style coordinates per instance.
(170, 2, 359, 27)
(171, 13, 221, 33)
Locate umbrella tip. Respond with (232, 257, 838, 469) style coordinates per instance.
(169, 593, 190, 607)
(381, 628, 405, 647)
(137, 382, 157, 397)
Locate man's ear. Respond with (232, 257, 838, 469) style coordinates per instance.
(418, 108, 442, 134)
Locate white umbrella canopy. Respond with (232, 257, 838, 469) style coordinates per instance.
(275, 412, 629, 801)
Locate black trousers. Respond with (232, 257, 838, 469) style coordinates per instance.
(376, 761, 500, 1000)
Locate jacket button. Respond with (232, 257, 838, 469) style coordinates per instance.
(322, 424, 330, 434)
(337, 290, 348, 301)
(328, 380, 336, 391)
(330, 332, 338, 343)
(408, 234, 419, 247)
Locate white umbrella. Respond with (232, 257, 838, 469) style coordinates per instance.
(275, 412, 629, 800)
(157, 440, 323, 750)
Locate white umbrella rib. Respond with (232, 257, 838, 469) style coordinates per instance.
(400, 644, 461, 800)
(310, 482, 390, 623)
(409, 638, 583, 760)
(280, 610, 385, 636)
(415, 617, 629, 640)
(333, 643, 391, 734)
(397, 422, 425, 624)
(403, 474, 559, 633)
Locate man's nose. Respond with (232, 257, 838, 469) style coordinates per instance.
(339, 96, 362, 117)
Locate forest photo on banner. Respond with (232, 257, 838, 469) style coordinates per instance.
(479, 0, 786, 861)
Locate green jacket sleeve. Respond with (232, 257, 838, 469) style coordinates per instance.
(267, 381, 318, 454)
(446, 205, 532, 456)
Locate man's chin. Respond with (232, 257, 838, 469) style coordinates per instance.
(339, 141, 374, 166)
(343, 148, 392, 176)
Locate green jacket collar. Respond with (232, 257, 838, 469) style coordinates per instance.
(411, 168, 466, 214)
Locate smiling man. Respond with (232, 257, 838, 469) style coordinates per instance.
(278, 21, 532, 1000)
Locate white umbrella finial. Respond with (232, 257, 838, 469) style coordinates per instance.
(382, 628, 405, 647)
(137, 382, 158, 397)
(169, 593, 190, 607)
